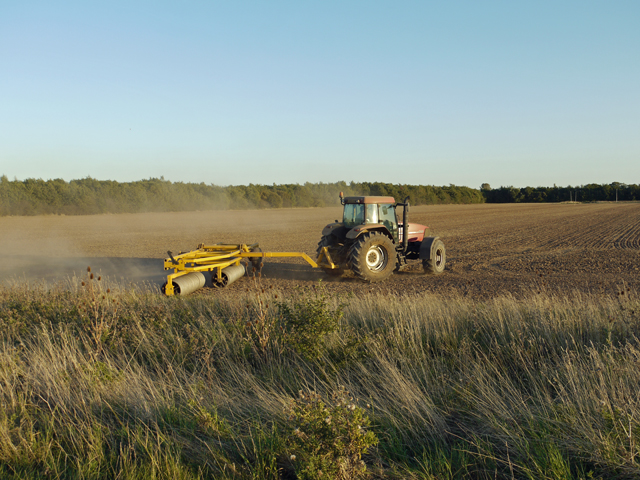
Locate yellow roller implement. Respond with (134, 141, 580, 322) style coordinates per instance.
(162, 243, 338, 296)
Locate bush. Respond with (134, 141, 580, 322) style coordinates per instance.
(277, 287, 344, 361)
(285, 387, 377, 480)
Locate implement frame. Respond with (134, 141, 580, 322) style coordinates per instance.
(163, 243, 337, 296)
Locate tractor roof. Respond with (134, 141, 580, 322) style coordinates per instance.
(343, 196, 396, 205)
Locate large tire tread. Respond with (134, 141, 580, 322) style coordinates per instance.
(348, 232, 396, 283)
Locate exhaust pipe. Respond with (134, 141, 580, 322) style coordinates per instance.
(213, 264, 246, 288)
(402, 196, 410, 253)
(162, 272, 206, 296)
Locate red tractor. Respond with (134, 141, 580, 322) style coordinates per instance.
(317, 193, 445, 282)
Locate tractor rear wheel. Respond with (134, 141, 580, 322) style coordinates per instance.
(423, 238, 446, 274)
(316, 235, 344, 276)
(348, 232, 396, 282)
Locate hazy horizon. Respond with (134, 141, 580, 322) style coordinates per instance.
(1, 174, 637, 191)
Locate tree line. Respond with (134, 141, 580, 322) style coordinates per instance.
(0, 176, 483, 216)
(1, 176, 636, 216)
(481, 182, 640, 203)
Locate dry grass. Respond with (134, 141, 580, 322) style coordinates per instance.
(0, 274, 639, 479)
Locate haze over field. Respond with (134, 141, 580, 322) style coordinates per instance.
(1, 1, 639, 188)
(2, 203, 639, 299)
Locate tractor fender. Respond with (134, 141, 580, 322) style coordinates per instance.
(346, 224, 392, 240)
(322, 222, 343, 236)
(419, 236, 441, 260)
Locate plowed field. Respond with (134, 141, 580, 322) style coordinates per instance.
(1, 202, 638, 299)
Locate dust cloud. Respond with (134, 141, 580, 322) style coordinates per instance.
(0, 207, 340, 288)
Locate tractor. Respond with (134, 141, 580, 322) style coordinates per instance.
(161, 193, 445, 296)
(317, 193, 445, 282)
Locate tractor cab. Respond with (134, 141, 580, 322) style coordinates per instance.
(341, 196, 399, 242)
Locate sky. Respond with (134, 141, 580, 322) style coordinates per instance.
(1, 1, 638, 189)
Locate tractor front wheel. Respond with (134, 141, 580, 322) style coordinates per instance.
(422, 238, 446, 274)
(348, 232, 396, 282)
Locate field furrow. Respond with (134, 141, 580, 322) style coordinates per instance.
(1, 202, 639, 299)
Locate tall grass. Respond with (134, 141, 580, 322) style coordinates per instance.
(0, 274, 638, 479)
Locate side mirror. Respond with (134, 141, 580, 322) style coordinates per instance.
(339, 191, 344, 205)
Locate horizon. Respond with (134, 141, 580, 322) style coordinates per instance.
(1, 173, 635, 191)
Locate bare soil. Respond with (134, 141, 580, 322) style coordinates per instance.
(1, 202, 638, 299)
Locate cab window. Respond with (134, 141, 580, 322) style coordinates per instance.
(343, 204, 365, 227)
(378, 204, 398, 241)
(365, 204, 378, 224)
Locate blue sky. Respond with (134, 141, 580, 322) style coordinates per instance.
(1, 1, 638, 188)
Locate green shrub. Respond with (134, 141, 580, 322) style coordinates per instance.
(277, 287, 344, 361)
(285, 386, 378, 480)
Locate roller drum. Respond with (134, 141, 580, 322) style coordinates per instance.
(165, 272, 206, 296)
(213, 264, 246, 287)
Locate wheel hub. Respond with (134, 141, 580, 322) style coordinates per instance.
(435, 249, 443, 267)
(366, 245, 388, 271)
